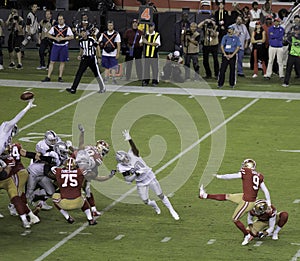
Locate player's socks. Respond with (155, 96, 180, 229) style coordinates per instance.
(207, 194, 227, 201)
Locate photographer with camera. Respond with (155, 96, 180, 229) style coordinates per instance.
(5, 9, 25, 69)
(37, 10, 56, 70)
(161, 51, 184, 83)
(198, 17, 219, 79)
(181, 22, 200, 81)
(21, 3, 40, 54)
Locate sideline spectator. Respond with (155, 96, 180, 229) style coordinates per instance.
(232, 15, 250, 77)
(229, 2, 243, 25)
(123, 19, 143, 81)
(217, 25, 241, 89)
(241, 6, 251, 31)
(214, 0, 230, 42)
(264, 18, 285, 80)
(251, 21, 267, 78)
(182, 22, 200, 81)
(0, 18, 4, 70)
(249, 1, 262, 35)
(161, 51, 184, 82)
(98, 20, 121, 84)
(42, 14, 74, 83)
(140, 22, 160, 86)
(66, 29, 105, 94)
(37, 10, 56, 70)
(174, 11, 190, 54)
(198, 17, 219, 79)
(6, 9, 25, 69)
(282, 25, 300, 87)
(72, 13, 99, 40)
(21, 3, 39, 51)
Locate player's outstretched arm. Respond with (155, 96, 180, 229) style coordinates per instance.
(78, 124, 85, 150)
(213, 173, 242, 179)
(122, 129, 139, 156)
(92, 170, 116, 182)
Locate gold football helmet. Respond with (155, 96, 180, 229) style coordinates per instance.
(254, 200, 267, 215)
(242, 158, 256, 170)
(64, 157, 77, 170)
(95, 140, 110, 157)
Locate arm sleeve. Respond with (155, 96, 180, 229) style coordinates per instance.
(216, 173, 242, 179)
(260, 182, 271, 206)
(128, 139, 139, 157)
(5, 102, 32, 131)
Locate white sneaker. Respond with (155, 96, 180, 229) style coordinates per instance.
(241, 233, 253, 246)
(272, 233, 278, 240)
(28, 213, 40, 225)
(155, 206, 161, 215)
(199, 184, 207, 199)
(22, 220, 31, 229)
(8, 203, 18, 216)
(0, 212, 4, 218)
(252, 74, 258, 78)
(282, 84, 289, 88)
(0, 64, 4, 70)
(170, 210, 180, 220)
(38, 201, 53, 210)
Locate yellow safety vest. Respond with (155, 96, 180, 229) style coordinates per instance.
(145, 32, 159, 58)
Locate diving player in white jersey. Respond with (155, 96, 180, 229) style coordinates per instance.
(116, 130, 180, 220)
(0, 98, 36, 155)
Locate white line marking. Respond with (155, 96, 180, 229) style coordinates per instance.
(114, 235, 125, 240)
(161, 237, 171, 243)
(58, 89, 65, 93)
(188, 95, 194, 98)
(207, 239, 216, 245)
(286, 100, 292, 103)
(19, 91, 96, 132)
(254, 241, 263, 247)
(221, 96, 227, 100)
(156, 93, 162, 96)
(34, 98, 259, 260)
(293, 199, 300, 204)
(277, 150, 300, 153)
(167, 192, 174, 198)
(291, 249, 300, 261)
(291, 243, 300, 246)
(123, 92, 130, 95)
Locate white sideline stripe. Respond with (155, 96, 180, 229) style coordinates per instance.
(114, 234, 125, 240)
(291, 249, 300, 261)
(34, 98, 259, 261)
(293, 199, 300, 204)
(161, 237, 171, 243)
(207, 239, 216, 245)
(19, 91, 96, 132)
(254, 241, 263, 247)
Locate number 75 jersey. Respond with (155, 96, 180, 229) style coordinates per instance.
(240, 167, 265, 202)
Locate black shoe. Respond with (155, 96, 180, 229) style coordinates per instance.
(217, 85, 223, 89)
(8, 62, 15, 68)
(88, 219, 97, 226)
(264, 76, 270, 80)
(67, 216, 75, 224)
(16, 64, 23, 70)
(42, 77, 51, 82)
(98, 87, 106, 93)
(230, 85, 235, 89)
(58, 77, 64, 83)
(142, 81, 148, 86)
(66, 88, 76, 94)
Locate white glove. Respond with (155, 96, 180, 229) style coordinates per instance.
(28, 98, 37, 108)
(122, 129, 131, 141)
(0, 159, 7, 168)
(78, 124, 85, 133)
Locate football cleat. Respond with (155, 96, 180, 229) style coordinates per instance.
(88, 219, 98, 226)
(0, 212, 4, 218)
(38, 201, 53, 210)
(155, 206, 161, 215)
(8, 203, 19, 216)
(29, 213, 40, 225)
(272, 233, 278, 240)
(92, 210, 103, 217)
(67, 216, 75, 224)
(241, 233, 253, 246)
(170, 210, 180, 220)
(22, 220, 31, 229)
(199, 184, 207, 199)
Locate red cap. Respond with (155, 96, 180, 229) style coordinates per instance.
(274, 17, 281, 22)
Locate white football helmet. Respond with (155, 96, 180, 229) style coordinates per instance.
(242, 159, 256, 170)
(54, 142, 69, 162)
(76, 149, 96, 170)
(254, 199, 267, 215)
(115, 150, 131, 164)
(44, 130, 58, 146)
(95, 140, 109, 157)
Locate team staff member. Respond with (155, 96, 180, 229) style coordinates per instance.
(66, 29, 105, 94)
(42, 14, 74, 83)
(37, 10, 56, 70)
(217, 25, 241, 89)
(141, 22, 161, 86)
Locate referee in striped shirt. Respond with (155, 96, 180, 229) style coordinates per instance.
(66, 29, 105, 94)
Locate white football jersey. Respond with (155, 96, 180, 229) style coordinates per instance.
(117, 150, 155, 186)
(28, 151, 60, 176)
(0, 122, 14, 154)
(36, 137, 61, 155)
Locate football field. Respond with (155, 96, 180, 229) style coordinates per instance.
(0, 77, 300, 260)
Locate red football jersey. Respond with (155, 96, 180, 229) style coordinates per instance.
(4, 143, 25, 176)
(250, 205, 276, 221)
(53, 167, 85, 199)
(240, 167, 264, 202)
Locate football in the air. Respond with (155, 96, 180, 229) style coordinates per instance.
(20, 91, 34, 101)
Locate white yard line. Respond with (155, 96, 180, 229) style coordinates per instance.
(34, 98, 259, 261)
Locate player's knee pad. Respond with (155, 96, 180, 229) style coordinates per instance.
(158, 193, 164, 200)
(15, 47, 20, 53)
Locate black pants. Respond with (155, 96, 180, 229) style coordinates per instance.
(0, 36, 4, 65)
(71, 56, 104, 90)
(143, 57, 159, 84)
(39, 38, 52, 67)
(125, 47, 143, 80)
(184, 53, 199, 80)
(284, 55, 300, 85)
(218, 54, 236, 87)
(203, 45, 219, 77)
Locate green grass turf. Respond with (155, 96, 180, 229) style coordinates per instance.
(0, 50, 299, 260)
